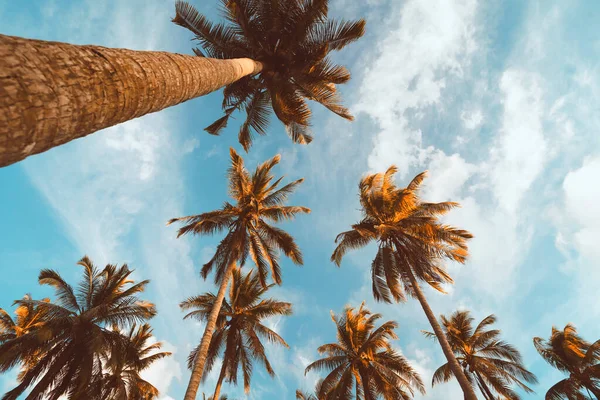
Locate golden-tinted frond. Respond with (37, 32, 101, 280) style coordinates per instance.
(306, 304, 423, 399)
(535, 324, 600, 398)
(183, 268, 291, 395)
(431, 310, 537, 399)
(333, 169, 472, 301)
(0, 259, 158, 400)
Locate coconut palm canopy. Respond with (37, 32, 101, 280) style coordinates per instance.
(332, 168, 473, 302)
(425, 310, 537, 399)
(0, 257, 158, 400)
(534, 325, 600, 399)
(305, 303, 425, 399)
(168, 147, 310, 287)
(173, 0, 365, 150)
(181, 267, 291, 395)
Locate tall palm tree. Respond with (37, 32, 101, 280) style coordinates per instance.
(99, 323, 172, 400)
(0, 0, 364, 167)
(168, 147, 309, 400)
(534, 324, 600, 399)
(424, 310, 537, 399)
(181, 267, 291, 399)
(331, 168, 477, 400)
(305, 303, 425, 400)
(0, 294, 50, 379)
(0, 257, 156, 400)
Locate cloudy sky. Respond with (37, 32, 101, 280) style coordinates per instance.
(1, 0, 599, 398)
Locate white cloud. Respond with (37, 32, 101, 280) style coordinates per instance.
(491, 69, 547, 214)
(355, 0, 479, 175)
(554, 157, 600, 283)
(419, 150, 476, 201)
(460, 109, 483, 130)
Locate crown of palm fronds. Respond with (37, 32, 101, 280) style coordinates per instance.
(168, 148, 309, 287)
(99, 323, 172, 400)
(424, 310, 537, 399)
(173, 0, 365, 150)
(181, 267, 291, 393)
(331, 168, 473, 303)
(0, 257, 157, 400)
(534, 324, 600, 399)
(305, 303, 425, 400)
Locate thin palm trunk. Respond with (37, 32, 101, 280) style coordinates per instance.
(212, 359, 227, 400)
(0, 34, 263, 167)
(474, 370, 494, 400)
(404, 266, 478, 400)
(184, 261, 236, 400)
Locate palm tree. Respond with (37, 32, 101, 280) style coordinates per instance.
(331, 168, 477, 400)
(181, 267, 291, 399)
(0, 257, 156, 400)
(424, 310, 537, 399)
(168, 147, 309, 400)
(0, 0, 364, 167)
(0, 294, 50, 379)
(99, 323, 172, 400)
(534, 324, 600, 399)
(305, 303, 425, 400)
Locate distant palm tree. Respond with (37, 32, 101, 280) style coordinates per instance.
(169, 147, 309, 400)
(0, 0, 364, 166)
(0, 257, 156, 400)
(181, 267, 291, 399)
(0, 294, 50, 379)
(331, 168, 477, 400)
(534, 324, 600, 399)
(424, 310, 537, 399)
(305, 303, 425, 399)
(99, 323, 172, 400)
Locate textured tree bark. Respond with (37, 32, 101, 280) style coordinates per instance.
(185, 261, 236, 400)
(0, 34, 263, 167)
(211, 360, 227, 400)
(405, 267, 479, 400)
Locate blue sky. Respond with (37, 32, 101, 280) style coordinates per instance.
(1, 0, 600, 398)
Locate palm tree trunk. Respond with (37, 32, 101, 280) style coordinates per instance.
(474, 370, 494, 400)
(184, 261, 236, 400)
(0, 34, 263, 167)
(212, 360, 227, 400)
(405, 267, 478, 400)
